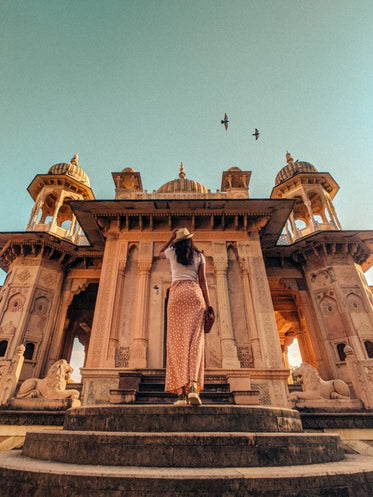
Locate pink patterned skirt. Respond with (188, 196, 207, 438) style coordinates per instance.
(165, 280, 206, 394)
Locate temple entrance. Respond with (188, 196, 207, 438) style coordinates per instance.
(270, 279, 317, 382)
(60, 283, 98, 380)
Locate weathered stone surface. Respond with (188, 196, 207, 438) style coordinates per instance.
(300, 412, 373, 430)
(64, 404, 304, 433)
(0, 451, 372, 497)
(7, 398, 81, 411)
(23, 430, 344, 467)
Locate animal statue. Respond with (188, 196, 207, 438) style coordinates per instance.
(16, 359, 80, 400)
(288, 363, 350, 403)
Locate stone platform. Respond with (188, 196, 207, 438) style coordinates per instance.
(0, 404, 372, 496)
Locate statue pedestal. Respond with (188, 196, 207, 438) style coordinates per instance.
(289, 399, 363, 412)
(7, 398, 81, 411)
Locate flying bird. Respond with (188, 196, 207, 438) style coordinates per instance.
(252, 128, 260, 140)
(221, 113, 229, 130)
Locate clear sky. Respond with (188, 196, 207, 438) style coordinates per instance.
(1, 0, 373, 286)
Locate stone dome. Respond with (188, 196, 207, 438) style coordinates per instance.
(48, 154, 90, 187)
(157, 178, 208, 194)
(157, 162, 208, 194)
(275, 152, 318, 186)
(122, 167, 136, 173)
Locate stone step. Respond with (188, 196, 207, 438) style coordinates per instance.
(1, 451, 373, 497)
(63, 405, 304, 433)
(138, 382, 231, 393)
(135, 390, 235, 404)
(23, 430, 344, 467)
(114, 371, 249, 406)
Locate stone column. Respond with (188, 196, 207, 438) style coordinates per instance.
(45, 281, 77, 369)
(50, 193, 63, 228)
(108, 259, 127, 366)
(128, 242, 153, 369)
(27, 196, 44, 230)
(288, 212, 299, 238)
(237, 248, 264, 367)
(85, 228, 123, 368)
(325, 197, 342, 229)
(300, 191, 316, 228)
(213, 243, 240, 369)
(244, 234, 284, 369)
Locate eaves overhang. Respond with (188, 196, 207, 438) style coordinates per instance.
(69, 198, 295, 250)
(265, 230, 373, 272)
(0, 231, 102, 273)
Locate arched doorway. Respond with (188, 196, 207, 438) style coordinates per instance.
(60, 283, 98, 381)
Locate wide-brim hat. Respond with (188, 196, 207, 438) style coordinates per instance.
(174, 228, 194, 243)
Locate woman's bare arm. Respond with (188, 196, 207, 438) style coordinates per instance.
(159, 229, 178, 259)
(198, 262, 212, 308)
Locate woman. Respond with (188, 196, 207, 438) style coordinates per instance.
(160, 228, 214, 405)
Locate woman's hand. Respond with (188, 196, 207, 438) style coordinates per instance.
(159, 228, 180, 258)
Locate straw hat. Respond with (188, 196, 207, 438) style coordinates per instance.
(174, 228, 193, 243)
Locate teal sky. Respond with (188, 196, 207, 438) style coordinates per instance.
(1, 0, 373, 283)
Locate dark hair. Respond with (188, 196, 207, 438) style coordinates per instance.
(173, 238, 201, 266)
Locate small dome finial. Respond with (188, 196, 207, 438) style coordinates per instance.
(179, 161, 186, 179)
(286, 151, 294, 164)
(70, 154, 79, 166)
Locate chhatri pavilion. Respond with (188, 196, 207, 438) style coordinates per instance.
(0, 152, 372, 407)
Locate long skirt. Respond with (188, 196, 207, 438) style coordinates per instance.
(165, 280, 206, 394)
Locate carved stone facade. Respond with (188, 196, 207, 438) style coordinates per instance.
(0, 154, 372, 409)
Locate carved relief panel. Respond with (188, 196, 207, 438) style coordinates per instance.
(344, 290, 373, 335)
(22, 289, 53, 358)
(316, 291, 346, 340)
(0, 288, 27, 356)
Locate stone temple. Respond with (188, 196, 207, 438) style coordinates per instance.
(0, 152, 373, 407)
(1, 152, 373, 495)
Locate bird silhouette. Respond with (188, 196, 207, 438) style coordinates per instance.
(252, 128, 260, 140)
(221, 113, 229, 130)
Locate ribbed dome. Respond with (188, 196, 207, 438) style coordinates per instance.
(157, 162, 208, 194)
(275, 152, 318, 186)
(48, 154, 90, 187)
(157, 178, 208, 194)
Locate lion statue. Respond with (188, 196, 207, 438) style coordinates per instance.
(288, 363, 350, 404)
(16, 359, 80, 400)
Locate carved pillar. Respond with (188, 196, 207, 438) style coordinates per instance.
(27, 197, 44, 230)
(300, 191, 316, 228)
(244, 234, 284, 369)
(213, 243, 240, 369)
(325, 196, 341, 229)
(237, 252, 264, 367)
(45, 282, 76, 369)
(295, 290, 331, 377)
(284, 221, 292, 243)
(50, 195, 63, 228)
(108, 259, 127, 365)
(128, 242, 153, 369)
(288, 212, 298, 238)
(86, 229, 123, 368)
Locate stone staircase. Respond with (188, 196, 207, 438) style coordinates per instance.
(0, 404, 373, 496)
(110, 371, 259, 405)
